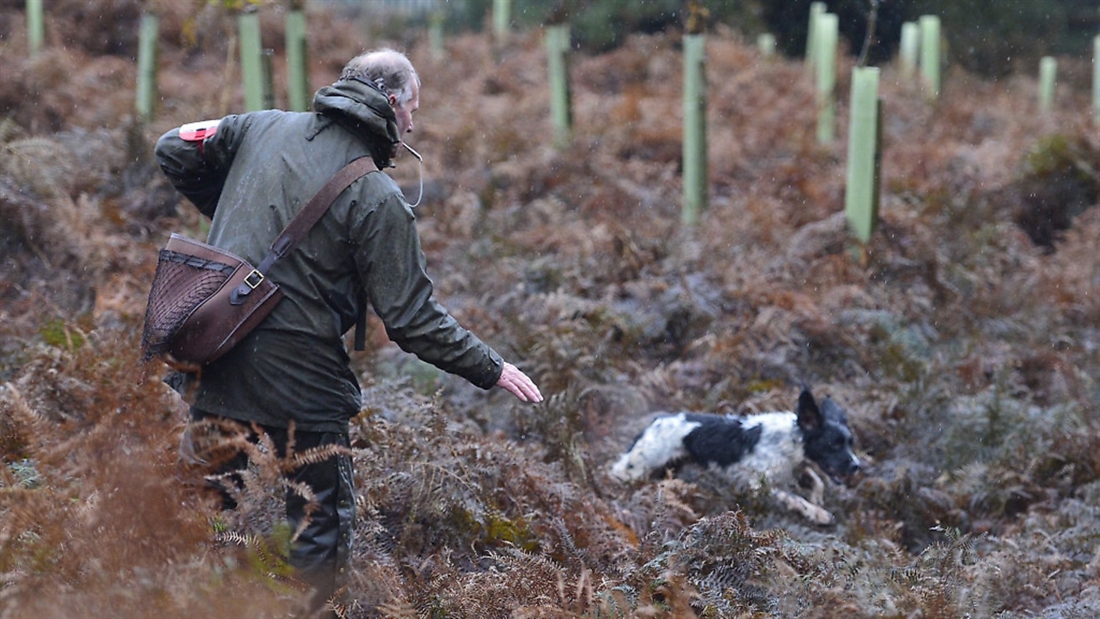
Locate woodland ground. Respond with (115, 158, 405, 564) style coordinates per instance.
(1, 2, 1098, 618)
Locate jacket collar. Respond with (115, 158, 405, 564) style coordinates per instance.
(312, 78, 400, 159)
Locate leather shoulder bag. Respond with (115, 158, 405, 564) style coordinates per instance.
(141, 156, 378, 367)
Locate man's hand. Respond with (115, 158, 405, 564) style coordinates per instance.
(496, 362, 543, 403)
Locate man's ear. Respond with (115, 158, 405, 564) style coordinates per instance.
(388, 94, 397, 107)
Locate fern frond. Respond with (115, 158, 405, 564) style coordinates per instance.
(0, 383, 50, 459)
(287, 443, 351, 469)
(214, 530, 260, 547)
(281, 479, 317, 544)
(379, 601, 418, 619)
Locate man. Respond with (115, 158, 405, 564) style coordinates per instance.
(155, 48, 542, 612)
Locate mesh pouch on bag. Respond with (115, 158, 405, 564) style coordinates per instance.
(140, 249, 236, 361)
(139, 233, 283, 367)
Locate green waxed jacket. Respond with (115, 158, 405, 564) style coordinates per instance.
(154, 79, 503, 433)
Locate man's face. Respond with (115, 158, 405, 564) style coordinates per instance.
(390, 80, 419, 138)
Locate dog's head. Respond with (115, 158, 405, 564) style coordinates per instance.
(796, 388, 861, 483)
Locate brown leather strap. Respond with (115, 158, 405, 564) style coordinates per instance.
(236, 156, 378, 351)
(256, 156, 378, 273)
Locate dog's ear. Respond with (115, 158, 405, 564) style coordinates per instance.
(796, 388, 823, 432)
(821, 397, 847, 422)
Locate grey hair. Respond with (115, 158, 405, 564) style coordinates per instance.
(340, 48, 420, 106)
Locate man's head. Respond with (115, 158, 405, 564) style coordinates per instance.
(341, 49, 420, 136)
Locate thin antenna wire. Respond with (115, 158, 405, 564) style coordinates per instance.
(400, 142, 424, 208)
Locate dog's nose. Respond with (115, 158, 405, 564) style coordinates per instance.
(846, 460, 861, 475)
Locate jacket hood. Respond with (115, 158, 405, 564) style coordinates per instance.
(312, 78, 400, 152)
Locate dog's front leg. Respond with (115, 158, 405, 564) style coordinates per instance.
(802, 467, 825, 506)
(772, 488, 834, 525)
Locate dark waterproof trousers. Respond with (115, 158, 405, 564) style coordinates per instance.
(182, 409, 355, 613)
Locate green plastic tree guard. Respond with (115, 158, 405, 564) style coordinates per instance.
(546, 24, 572, 148)
(682, 33, 708, 226)
(493, 0, 510, 46)
(845, 67, 881, 244)
(239, 11, 266, 111)
(1094, 35, 1100, 125)
(815, 13, 838, 144)
(899, 21, 919, 83)
(919, 15, 941, 99)
(758, 33, 776, 57)
(262, 49, 275, 110)
(1038, 56, 1056, 116)
(285, 10, 309, 112)
(27, 0, 43, 56)
(135, 13, 159, 121)
(805, 2, 826, 74)
(1094, 35, 1100, 124)
(429, 11, 445, 61)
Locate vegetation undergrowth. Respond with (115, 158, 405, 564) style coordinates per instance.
(1, 1, 1097, 617)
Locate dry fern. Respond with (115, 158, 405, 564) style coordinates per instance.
(0, 6, 1098, 618)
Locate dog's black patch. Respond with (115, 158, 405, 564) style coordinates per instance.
(682, 414, 764, 468)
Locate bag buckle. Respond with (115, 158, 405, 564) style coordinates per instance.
(243, 269, 265, 289)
